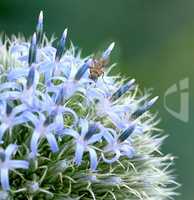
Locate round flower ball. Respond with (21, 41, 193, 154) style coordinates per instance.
(0, 11, 178, 200)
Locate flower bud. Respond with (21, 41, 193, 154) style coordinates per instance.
(36, 11, 43, 46)
(132, 96, 159, 118)
(74, 59, 92, 81)
(26, 181, 39, 194)
(28, 33, 37, 66)
(55, 29, 68, 61)
(118, 124, 135, 142)
(26, 66, 36, 89)
(111, 79, 135, 101)
(102, 42, 115, 61)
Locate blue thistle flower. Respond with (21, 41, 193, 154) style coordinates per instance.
(0, 12, 178, 199)
(24, 112, 59, 155)
(64, 119, 103, 170)
(0, 101, 27, 142)
(95, 95, 132, 129)
(102, 125, 136, 163)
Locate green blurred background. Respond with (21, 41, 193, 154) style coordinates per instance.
(0, 0, 193, 199)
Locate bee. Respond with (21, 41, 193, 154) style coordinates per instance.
(89, 58, 108, 81)
(89, 42, 115, 81)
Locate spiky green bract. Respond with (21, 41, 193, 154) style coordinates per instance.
(0, 16, 178, 200)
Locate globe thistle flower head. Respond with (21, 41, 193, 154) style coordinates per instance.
(28, 33, 37, 66)
(0, 11, 179, 199)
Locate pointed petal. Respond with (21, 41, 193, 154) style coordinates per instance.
(102, 130, 114, 144)
(0, 168, 10, 191)
(11, 104, 27, 117)
(0, 91, 21, 100)
(75, 144, 85, 166)
(63, 128, 79, 138)
(0, 124, 8, 141)
(80, 119, 89, 137)
(87, 134, 102, 144)
(107, 112, 126, 129)
(63, 81, 77, 99)
(88, 148, 98, 170)
(7, 160, 29, 169)
(26, 66, 36, 89)
(53, 114, 64, 131)
(39, 62, 53, 73)
(120, 145, 135, 158)
(13, 116, 29, 126)
(84, 123, 100, 141)
(46, 134, 59, 153)
(0, 82, 21, 92)
(7, 68, 29, 81)
(30, 131, 40, 155)
(85, 88, 104, 101)
(55, 87, 65, 105)
(6, 101, 13, 116)
(5, 144, 17, 159)
(23, 112, 39, 126)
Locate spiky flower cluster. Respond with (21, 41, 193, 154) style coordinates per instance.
(0, 12, 178, 200)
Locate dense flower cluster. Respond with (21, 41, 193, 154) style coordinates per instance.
(0, 12, 178, 199)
